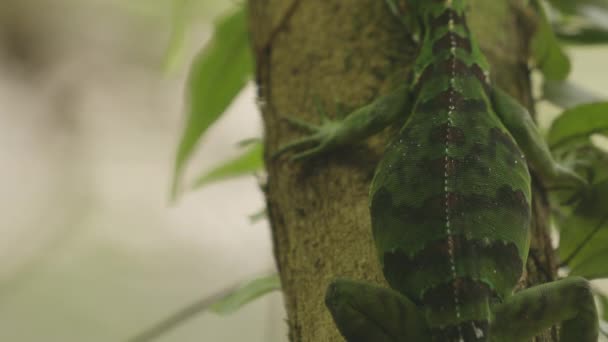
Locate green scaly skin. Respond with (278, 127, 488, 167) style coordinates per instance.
(275, 1, 598, 341)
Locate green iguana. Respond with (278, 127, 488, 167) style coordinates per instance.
(275, 0, 599, 341)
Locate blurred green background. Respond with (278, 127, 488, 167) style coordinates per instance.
(0, 1, 283, 341)
(0, 1, 605, 341)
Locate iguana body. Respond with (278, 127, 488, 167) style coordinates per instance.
(276, 1, 598, 341)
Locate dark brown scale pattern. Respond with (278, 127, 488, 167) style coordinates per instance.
(418, 126, 527, 183)
(419, 157, 463, 178)
(416, 88, 488, 115)
(438, 56, 470, 75)
(371, 185, 531, 250)
(433, 32, 472, 54)
(430, 9, 467, 35)
(382, 237, 523, 299)
(496, 186, 530, 216)
(421, 277, 493, 308)
(461, 145, 490, 177)
(445, 157, 460, 176)
(443, 187, 530, 220)
(487, 128, 527, 168)
(412, 58, 489, 98)
(430, 124, 466, 146)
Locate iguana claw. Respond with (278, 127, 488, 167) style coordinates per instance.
(273, 101, 344, 161)
(273, 117, 342, 161)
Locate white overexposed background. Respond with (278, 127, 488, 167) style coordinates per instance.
(0, 1, 606, 341)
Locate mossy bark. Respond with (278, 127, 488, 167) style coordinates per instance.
(249, 0, 557, 341)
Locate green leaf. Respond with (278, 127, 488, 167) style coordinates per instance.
(163, 0, 190, 73)
(125, 272, 279, 342)
(568, 249, 608, 279)
(210, 274, 281, 315)
(550, 145, 608, 214)
(237, 137, 263, 148)
(531, 0, 571, 80)
(249, 207, 267, 223)
(171, 7, 252, 199)
(593, 289, 608, 338)
(547, 0, 576, 14)
(192, 141, 264, 188)
(548, 0, 608, 16)
(602, 327, 608, 339)
(574, 146, 608, 185)
(548, 102, 608, 150)
(549, 0, 608, 46)
(558, 181, 608, 279)
(556, 25, 608, 45)
(600, 292, 608, 322)
(578, 3, 608, 30)
(543, 80, 604, 109)
(548, 0, 608, 46)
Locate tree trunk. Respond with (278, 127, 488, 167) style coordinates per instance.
(249, 1, 557, 341)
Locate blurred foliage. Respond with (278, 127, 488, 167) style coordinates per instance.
(210, 274, 281, 315)
(558, 181, 608, 278)
(106, 0, 225, 19)
(531, 0, 571, 80)
(600, 291, 608, 321)
(549, 102, 608, 149)
(548, 101, 608, 283)
(129, 273, 280, 342)
(543, 80, 603, 108)
(163, 0, 190, 73)
(171, 7, 254, 200)
(193, 141, 264, 189)
(548, 0, 608, 45)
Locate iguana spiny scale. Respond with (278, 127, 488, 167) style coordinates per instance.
(276, 0, 598, 341)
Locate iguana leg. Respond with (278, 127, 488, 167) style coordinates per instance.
(491, 87, 585, 187)
(491, 276, 598, 342)
(325, 278, 430, 342)
(274, 84, 412, 160)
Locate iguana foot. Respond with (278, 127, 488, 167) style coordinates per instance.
(492, 276, 598, 342)
(273, 84, 413, 161)
(325, 278, 430, 342)
(273, 101, 345, 161)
